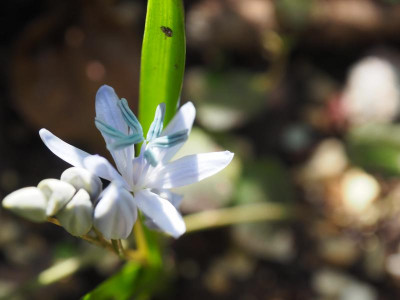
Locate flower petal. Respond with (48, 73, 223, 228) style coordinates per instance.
(146, 151, 234, 189)
(151, 189, 183, 209)
(147, 103, 166, 140)
(134, 189, 185, 238)
(154, 102, 196, 163)
(39, 128, 91, 168)
(93, 183, 137, 239)
(83, 155, 130, 190)
(40, 128, 125, 185)
(96, 85, 128, 136)
(162, 101, 196, 136)
(95, 85, 135, 181)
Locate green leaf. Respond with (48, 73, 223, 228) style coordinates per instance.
(347, 124, 400, 175)
(81, 261, 164, 300)
(139, 0, 186, 134)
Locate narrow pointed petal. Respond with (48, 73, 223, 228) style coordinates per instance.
(162, 101, 196, 136)
(39, 129, 91, 168)
(131, 145, 148, 186)
(134, 189, 185, 238)
(152, 189, 183, 208)
(95, 85, 128, 135)
(147, 103, 166, 140)
(40, 128, 125, 185)
(118, 98, 143, 135)
(95, 86, 134, 174)
(93, 183, 137, 239)
(154, 102, 196, 163)
(83, 155, 130, 190)
(146, 151, 234, 189)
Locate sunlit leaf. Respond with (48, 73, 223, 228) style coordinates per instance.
(81, 261, 164, 300)
(347, 124, 400, 175)
(139, 0, 186, 134)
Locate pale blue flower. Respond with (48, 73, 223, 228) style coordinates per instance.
(40, 85, 234, 239)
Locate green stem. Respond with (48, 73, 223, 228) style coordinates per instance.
(47, 217, 118, 255)
(132, 216, 150, 264)
(184, 202, 290, 233)
(111, 239, 123, 259)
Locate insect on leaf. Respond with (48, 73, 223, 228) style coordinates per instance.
(139, 0, 186, 133)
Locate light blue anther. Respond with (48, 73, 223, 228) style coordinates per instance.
(147, 103, 166, 140)
(144, 148, 158, 167)
(144, 129, 189, 166)
(106, 134, 144, 151)
(95, 99, 145, 151)
(117, 99, 143, 135)
(150, 130, 188, 148)
(95, 119, 127, 139)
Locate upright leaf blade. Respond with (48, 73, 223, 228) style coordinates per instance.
(139, 0, 186, 133)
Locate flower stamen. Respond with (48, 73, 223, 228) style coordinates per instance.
(95, 99, 144, 151)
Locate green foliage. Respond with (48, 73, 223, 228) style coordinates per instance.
(81, 261, 163, 300)
(276, 0, 313, 28)
(347, 124, 400, 175)
(139, 0, 186, 134)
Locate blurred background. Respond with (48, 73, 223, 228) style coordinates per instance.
(2, 0, 400, 299)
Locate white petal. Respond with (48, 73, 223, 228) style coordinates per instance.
(131, 143, 150, 187)
(114, 147, 135, 186)
(40, 129, 125, 186)
(39, 129, 91, 168)
(151, 189, 183, 209)
(96, 85, 128, 135)
(155, 102, 196, 163)
(162, 101, 196, 136)
(83, 155, 130, 190)
(95, 85, 134, 181)
(93, 183, 137, 239)
(134, 189, 185, 238)
(146, 151, 234, 189)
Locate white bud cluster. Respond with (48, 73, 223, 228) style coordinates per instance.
(2, 167, 102, 237)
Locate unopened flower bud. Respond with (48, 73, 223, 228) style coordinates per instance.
(2, 187, 47, 222)
(61, 167, 102, 200)
(38, 179, 76, 216)
(56, 189, 93, 236)
(94, 182, 137, 239)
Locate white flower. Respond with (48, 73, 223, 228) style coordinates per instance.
(40, 85, 234, 239)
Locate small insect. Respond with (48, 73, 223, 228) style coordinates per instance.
(160, 26, 173, 37)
